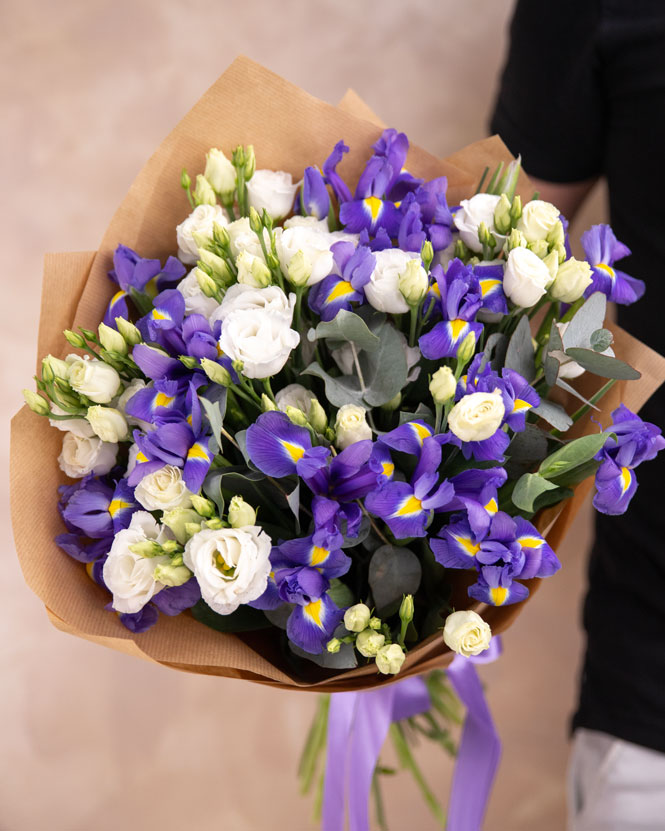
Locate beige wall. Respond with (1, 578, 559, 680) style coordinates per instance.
(3, 2, 606, 828)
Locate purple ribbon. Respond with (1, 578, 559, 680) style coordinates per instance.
(322, 637, 502, 831)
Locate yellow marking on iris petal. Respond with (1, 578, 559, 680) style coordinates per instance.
(327, 280, 355, 303)
(151, 309, 168, 321)
(282, 441, 305, 463)
(595, 263, 616, 279)
(410, 422, 432, 444)
(304, 599, 324, 628)
(484, 498, 498, 515)
(217, 344, 225, 357)
(154, 392, 174, 408)
(452, 535, 480, 557)
(394, 201, 401, 209)
(364, 196, 383, 221)
(85, 561, 95, 580)
(490, 587, 508, 606)
(396, 495, 423, 516)
(187, 443, 209, 461)
(512, 398, 532, 413)
(136, 451, 148, 463)
(449, 319, 467, 340)
(186, 414, 192, 426)
(480, 279, 501, 297)
(111, 290, 126, 305)
(517, 535, 543, 549)
(430, 282, 441, 297)
(620, 466, 632, 494)
(382, 462, 395, 478)
(108, 499, 131, 518)
(310, 546, 329, 567)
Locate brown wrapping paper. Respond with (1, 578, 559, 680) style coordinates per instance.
(10, 58, 665, 692)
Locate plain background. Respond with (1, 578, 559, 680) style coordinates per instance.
(3, 1, 607, 828)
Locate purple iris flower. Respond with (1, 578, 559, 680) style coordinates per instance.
(308, 240, 375, 321)
(445, 467, 508, 537)
(431, 511, 560, 606)
(111, 603, 160, 633)
(58, 475, 114, 539)
(378, 419, 435, 456)
(55, 534, 111, 564)
(419, 260, 484, 360)
(397, 196, 427, 252)
(593, 404, 665, 515)
(322, 140, 353, 204)
(245, 411, 329, 479)
(151, 579, 201, 616)
(401, 178, 454, 252)
(474, 264, 508, 315)
(129, 419, 212, 493)
(137, 289, 186, 354)
(301, 166, 331, 220)
(365, 437, 454, 539)
(581, 224, 645, 305)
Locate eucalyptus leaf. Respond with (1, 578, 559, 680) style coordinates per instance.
(190, 600, 270, 633)
(555, 377, 601, 410)
(368, 545, 422, 614)
(399, 405, 434, 426)
(564, 348, 641, 380)
(202, 469, 225, 516)
(590, 328, 614, 353)
(301, 363, 365, 408)
(548, 458, 601, 489)
(544, 319, 564, 386)
(507, 424, 549, 465)
(264, 604, 294, 630)
(360, 321, 409, 407)
(531, 485, 573, 514)
(286, 482, 301, 533)
(199, 389, 227, 450)
(342, 515, 371, 548)
(532, 399, 573, 431)
(290, 641, 358, 669)
(539, 432, 612, 479)
(511, 473, 559, 512)
(504, 315, 536, 382)
(327, 578, 355, 609)
(308, 310, 380, 352)
(481, 332, 508, 372)
(562, 292, 607, 350)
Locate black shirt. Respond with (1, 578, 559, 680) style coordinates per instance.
(491, 0, 665, 752)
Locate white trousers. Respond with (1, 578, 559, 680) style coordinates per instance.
(568, 728, 665, 830)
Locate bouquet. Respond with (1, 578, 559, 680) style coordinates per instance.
(12, 59, 665, 829)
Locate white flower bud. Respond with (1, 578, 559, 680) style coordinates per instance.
(375, 643, 406, 675)
(98, 323, 128, 356)
(228, 495, 257, 529)
(43, 354, 70, 379)
(548, 257, 593, 303)
(86, 405, 128, 442)
(161, 507, 202, 544)
(398, 259, 428, 305)
(286, 249, 313, 287)
(23, 389, 50, 415)
(344, 603, 372, 633)
(335, 404, 372, 449)
(200, 358, 231, 387)
(503, 247, 552, 308)
(194, 174, 217, 206)
(115, 317, 142, 346)
(67, 356, 121, 403)
(443, 610, 492, 657)
(356, 628, 386, 658)
(152, 563, 192, 588)
(236, 250, 271, 288)
(430, 366, 456, 405)
(204, 148, 236, 197)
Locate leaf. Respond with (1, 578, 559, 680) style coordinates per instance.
(481, 332, 508, 372)
(511, 473, 559, 512)
(199, 388, 227, 450)
(290, 641, 358, 669)
(361, 321, 409, 407)
(564, 348, 641, 380)
(190, 600, 270, 632)
(532, 399, 573, 431)
(555, 377, 601, 410)
(342, 515, 371, 548)
(531, 485, 572, 514)
(308, 309, 380, 352)
(286, 482, 301, 533)
(504, 315, 536, 381)
(202, 469, 225, 516)
(264, 604, 294, 630)
(368, 545, 422, 614)
(544, 319, 564, 386)
(301, 363, 365, 409)
(562, 292, 607, 350)
(548, 458, 601, 489)
(538, 432, 611, 479)
(399, 405, 434, 426)
(507, 424, 549, 465)
(327, 578, 355, 609)
(590, 328, 613, 352)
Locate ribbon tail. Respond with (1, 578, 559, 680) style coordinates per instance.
(322, 692, 358, 831)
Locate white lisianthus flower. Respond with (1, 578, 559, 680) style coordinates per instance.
(274, 225, 335, 287)
(516, 199, 560, 243)
(236, 250, 271, 288)
(247, 169, 299, 221)
(176, 204, 228, 265)
(503, 247, 552, 307)
(58, 431, 118, 478)
(87, 406, 129, 443)
(177, 269, 220, 319)
(443, 610, 492, 657)
(448, 390, 505, 442)
(67, 355, 121, 404)
(548, 257, 593, 303)
(356, 628, 386, 658)
(103, 512, 173, 614)
(344, 603, 372, 633)
(364, 249, 419, 314)
(376, 643, 406, 675)
(218, 308, 300, 379)
(204, 148, 236, 197)
(335, 404, 372, 449)
(183, 525, 272, 615)
(275, 383, 314, 415)
(226, 217, 268, 261)
(49, 405, 95, 438)
(283, 215, 329, 232)
(211, 284, 295, 325)
(453, 193, 502, 253)
(135, 465, 194, 511)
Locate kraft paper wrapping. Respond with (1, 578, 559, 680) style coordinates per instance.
(10, 58, 665, 693)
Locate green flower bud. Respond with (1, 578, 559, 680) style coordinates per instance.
(398, 259, 428, 306)
(493, 193, 512, 235)
(285, 405, 309, 427)
(420, 240, 434, 271)
(162, 508, 202, 544)
(326, 638, 342, 654)
(185, 521, 204, 538)
(153, 563, 192, 588)
(231, 145, 245, 168)
(307, 398, 328, 434)
(212, 222, 231, 252)
(80, 328, 96, 341)
(509, 194, 522, 225)
(236, 250, 271, 288)
(98, 322, 127, 356)
(477, 221, 496, 251)
(179, 355, 199, 370)
(63, 329, 86, 349)
(198, 249, 233, 285)
(528, 239, 549, 259)
(399, 594, 414, 626)
(542, 250, 559, 283)
(457, 331, 477, 365)
(190, 494, 215, 518)
(429, 365, 456, 405)
(43, 355, 69, 380)
(249, 206, 263, 234)
(546, 219, 565, 248)
(160, 539, 181, 556)
(23, 389, 50, 416)
(454, 239, 472, 260)
(356, 628, 386, 658)
(115, 317, 142, 346)
(40, 359, 54, 383)
(205, 517, 224, 531)
(228, 495, 257, 529)
(181, 168, 192, 191)
(261, 393, 277, 412)
(266, 251, 280, 272)
(286, 250, 312, 287)
(193, 174, 217, 207)
(128, 540, 163, 558)
(368, 616, 382, 630)
(200, 358, 231, 387)
(244, 145, 256, 179)
(506, 228, 527, 251)
(195, 267, 219, 299)
(231, 360, 245, 375)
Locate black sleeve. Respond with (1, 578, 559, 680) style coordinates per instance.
(490, 0, 606, 183)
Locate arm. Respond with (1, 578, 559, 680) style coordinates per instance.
(527, 176, 599, 223)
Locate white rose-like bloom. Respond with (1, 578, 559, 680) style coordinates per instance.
(503, 247, 552, 308)
(87, 406, 128, 443)
(443, 610, 492, 657)
(375, 643, 406, 675)
(183, 526, 272, 615)
(356, 628, 386, 658)
(134, 464, 194, 512)
(177, 269, 220, 319)
(551, 321, 615, 379)
(516, 199, 560, 243)
(58, 431, 118, 478)
(274, 225, 335, 287)
(453, 193, 502, 253)
(176, 204, 228, 265)
(548, 257, 593, 303)
(448, 390, 505, 442)
(227, 217, 268, 261)
(218, 308, 300, 379)
(49, 405, 95, 438)
(247, 169, 299, 221)
(283, 215, 329, 232)
(364, 248, 419, 314)
(275, 383, 314, 414)
(344, 603, 372, 633)
(335, 404, 372, 449)
(211, 284, 295, 325)
(103, 512, 173, 614)
(67, 355, 121, 404)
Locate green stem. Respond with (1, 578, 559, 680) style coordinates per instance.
(372, 774, 389, 831)
(560, 296, 584, 323)
(390, 723, 446, 828)
(408, 305, 418, 348)
(434, 402, 443, 435)
(298, 695, 330, 794)
(261, 377, 276, 403)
